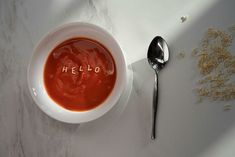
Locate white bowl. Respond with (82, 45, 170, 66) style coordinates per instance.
(27, 22, 127, 123)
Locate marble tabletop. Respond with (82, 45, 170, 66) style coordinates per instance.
(1, 0, 235, 156)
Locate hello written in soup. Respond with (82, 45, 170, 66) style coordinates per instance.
(61, 65, 101, 74)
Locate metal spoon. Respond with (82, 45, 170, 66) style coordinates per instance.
(147, 36, 169, 140)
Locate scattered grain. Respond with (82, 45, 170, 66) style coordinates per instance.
(193, 27, 235, 102)
(181, 15, 188, 23)
(224, 103, 232, 111)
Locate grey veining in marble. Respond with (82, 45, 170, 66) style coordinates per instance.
(0, 0, 106, 156)
(1, 0, 235, 157)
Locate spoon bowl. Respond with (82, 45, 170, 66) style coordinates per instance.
(147, 36, 169, 72)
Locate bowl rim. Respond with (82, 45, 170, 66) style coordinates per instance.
(27, 22, 127, 123)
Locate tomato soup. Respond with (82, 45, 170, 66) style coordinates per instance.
(44, 38, 116, 111)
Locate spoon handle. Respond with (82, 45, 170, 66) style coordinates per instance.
(151, 72, 158, 140)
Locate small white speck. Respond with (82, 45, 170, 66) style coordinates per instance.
(33, 92, 37, 96)
(32, 88, 37, 96)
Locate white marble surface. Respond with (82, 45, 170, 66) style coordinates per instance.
(1, 0, 235, 156)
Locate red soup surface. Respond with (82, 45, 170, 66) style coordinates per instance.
(44, 37, 116, 111)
